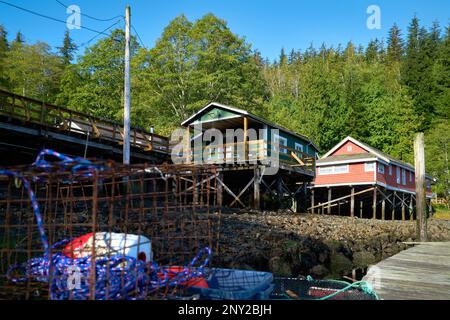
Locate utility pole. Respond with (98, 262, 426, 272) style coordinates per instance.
(414, 132, 428, 242)
(123, 5, 131, 165)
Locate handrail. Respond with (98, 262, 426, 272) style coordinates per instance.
(182, 139, 315, 173)
(0, 89, 170, 154)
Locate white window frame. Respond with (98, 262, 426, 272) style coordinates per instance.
(294, 142, 304, 153)
(396, 167, 401, 184)
(273, 133, 288, 154)
(318, 165, 349, 175)
(388, 165, 392, 176)
(347, 145, 353, 152)
(378, 163, 385, 174)
(365, 162, 375, 172)
(409, 171, 413, 182)
(333, 165, 349, 174)
(402, 168, 406, 185)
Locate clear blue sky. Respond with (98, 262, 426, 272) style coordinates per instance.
(0, 0, 448, 60)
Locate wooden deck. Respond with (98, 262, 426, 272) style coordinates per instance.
(363, 242, 450, 300)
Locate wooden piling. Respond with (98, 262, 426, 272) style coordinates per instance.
(311, 189, 315, 214)
(350, 187, 355, 218)
(327, 188, 332, 215)
(409, 195, 414, 221)
(401, 193, 406, 221)
(414, 133, 427, 242)
(253, 167, 260, 210)
(392, 191, 396, 220)
(360, 201, 363, 218)
(372, 187, 377, 219)
(217, 172, 223, 208)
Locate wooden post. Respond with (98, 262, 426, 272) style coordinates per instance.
(414, 133, 427, 241)
(327, 188, 332, 215)
(401, 193, 406, 221)
(350, 187, 355, 218)
(217, 172, 223, 208)
(253, 167, 261, 210)
(185, 126, 191, 164)
(243, 116, 248, 162)
(409, 195, 414, 221)
(382, 198, 386, 220)
(360, 201, 363, 218)
(311, 189, 315, 214)
(276, 175, 283, 202)
(392, 191, 396, 220)
(123, 5, 131, 165)
(372, 186, 377, 219)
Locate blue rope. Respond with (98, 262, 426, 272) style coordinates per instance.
(1, 149, 211, 300)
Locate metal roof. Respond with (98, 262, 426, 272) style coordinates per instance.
(181, 102, 320, 152)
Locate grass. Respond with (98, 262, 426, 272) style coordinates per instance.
(433, 206, 450, 220)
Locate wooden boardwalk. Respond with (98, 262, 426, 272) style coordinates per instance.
(363, 242, 450, 300)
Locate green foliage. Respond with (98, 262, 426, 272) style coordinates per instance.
(0, 24, 8, 88)
(425, 121, 450, 198)
(0, 15, 447, 197)
(58, 30, 77, 65)
(4, 41, 63, 102)
(57, 29, 139, 120)
(133, 14, 265, 135)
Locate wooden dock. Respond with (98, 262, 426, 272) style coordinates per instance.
(363, 242, 450, 300)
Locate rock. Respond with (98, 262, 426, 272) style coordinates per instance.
(329, 252, 353, 276)
(310, 265, 329, 277)
(269, 256, 292, 276)
(352, 251, 376, 267)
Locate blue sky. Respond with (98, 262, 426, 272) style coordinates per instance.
(0, 0, 448, 60)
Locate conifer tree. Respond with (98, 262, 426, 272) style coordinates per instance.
(59, 31, 77, 65)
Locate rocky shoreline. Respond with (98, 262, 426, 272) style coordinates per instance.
(213, 211, 450, 279)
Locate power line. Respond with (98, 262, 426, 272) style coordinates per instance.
(78, 19, 122, 49)
(131, 24, 146, 49)
(0, 0, 112, 36)
(55, 0, 124, 22)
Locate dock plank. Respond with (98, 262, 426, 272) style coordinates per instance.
(363, 242, 450, 300)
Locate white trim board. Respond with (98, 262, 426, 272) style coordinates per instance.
(321, 136, 415, 171)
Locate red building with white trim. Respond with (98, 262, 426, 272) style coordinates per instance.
(311, 137, 433, 220)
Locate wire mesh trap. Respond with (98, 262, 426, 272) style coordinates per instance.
(270, 277, 379, 300)
(0, 150, 221, 300)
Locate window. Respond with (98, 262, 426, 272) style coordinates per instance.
(402, 168, 406, 185)
(396, 167, 401, 184)
(319, 166, 333, 175)
(295, 143, 304, 153)
(388, 165, 392, 176)
(347, 145, 353, 152)
(378, 163, 385, 174)
(273, 134, 288, 154)
(409, 171, 413, 182)
(365, 162, 375, 172)
(319, 165, 349, 175)
(334, 165, 349, 174)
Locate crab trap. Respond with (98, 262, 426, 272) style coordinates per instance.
(0, 150, 221, 300)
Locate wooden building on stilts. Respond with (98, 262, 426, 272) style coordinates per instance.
(310, 136, 434, 220)
(178, 103, 319, 211)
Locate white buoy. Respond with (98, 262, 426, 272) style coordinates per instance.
(63, 232, 153, 262)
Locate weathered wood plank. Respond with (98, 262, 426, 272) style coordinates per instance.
(364, 242, 450, 300)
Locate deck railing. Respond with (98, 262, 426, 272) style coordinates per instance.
(0, 89, 170, 154)
(181, 139, 315, 174)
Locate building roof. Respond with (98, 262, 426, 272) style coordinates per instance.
(317, 153, 379, 165)
(181, 102, 320, 151)
(322, 136, 415, 171)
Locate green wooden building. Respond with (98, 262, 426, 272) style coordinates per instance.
(179, 102, 319, 211)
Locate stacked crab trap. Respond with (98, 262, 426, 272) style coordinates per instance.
(0, 150, 226, 300)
